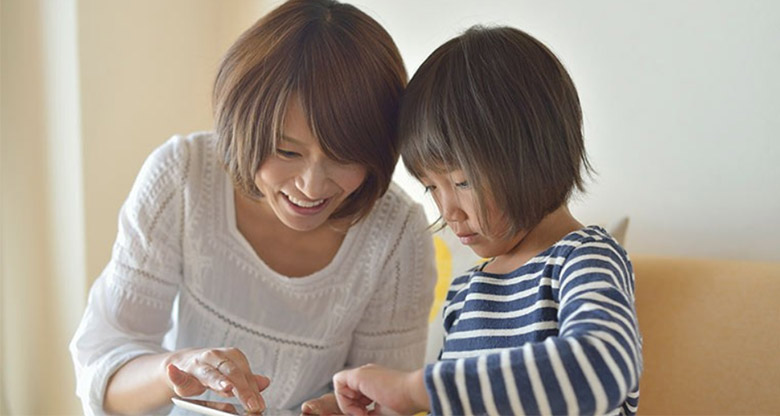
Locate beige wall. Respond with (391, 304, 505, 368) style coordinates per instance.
(1, 0, 274, 414)
(2, 0, 81, 413)
(79, 0, 276, 285)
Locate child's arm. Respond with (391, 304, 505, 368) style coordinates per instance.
(424, 241, 642, 415)
(334, 240, 641, 415)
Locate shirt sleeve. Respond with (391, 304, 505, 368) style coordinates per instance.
(423, 240, 642, 415)
(346, 203, 437, 371)
(69, 136, 189, 415)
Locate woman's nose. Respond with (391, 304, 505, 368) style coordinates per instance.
(295, 162, 328, 198)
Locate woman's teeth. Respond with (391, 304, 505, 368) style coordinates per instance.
(285, 193, 325, 208)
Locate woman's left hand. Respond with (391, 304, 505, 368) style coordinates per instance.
(332, 364, 429, 416)
(301, 392, 342, 415)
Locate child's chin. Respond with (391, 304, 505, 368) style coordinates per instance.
(469, 246, 494, 260)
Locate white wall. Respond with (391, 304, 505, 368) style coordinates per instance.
(352, 0, 780, 262)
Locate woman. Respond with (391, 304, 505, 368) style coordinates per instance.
(69, 1, 436, 414)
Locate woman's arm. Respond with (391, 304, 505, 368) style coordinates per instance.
(69, 136, 268, 415)
(104, 349, 269, 414)
(102, 352, 172, 414)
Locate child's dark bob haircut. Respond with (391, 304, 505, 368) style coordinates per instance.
(400, 26, 592, 235)
(214, 0, 407, 222)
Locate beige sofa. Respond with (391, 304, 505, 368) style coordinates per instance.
(633, 255, 780, 414)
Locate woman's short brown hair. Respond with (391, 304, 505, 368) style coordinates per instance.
(400, 26, 592, 235)
(214, 0, 407, 222)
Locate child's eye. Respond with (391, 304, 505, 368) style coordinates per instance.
(423, 185, 436, 193)
(276, 149, 300, 158)
(455, 181, 471, 189)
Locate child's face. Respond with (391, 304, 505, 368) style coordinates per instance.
(253, 97, 367, 232)
(420, 170, 526, 259)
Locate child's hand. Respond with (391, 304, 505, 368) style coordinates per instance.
(301, 392, 342, 415)
(332, 364, 428, 416)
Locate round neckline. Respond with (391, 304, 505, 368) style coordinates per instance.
(474, 226, 594, 278)
(224, 175, 361, 286)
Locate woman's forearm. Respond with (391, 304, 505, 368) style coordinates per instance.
(103, 352, 173, 415)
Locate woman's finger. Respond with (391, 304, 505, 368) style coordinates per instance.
(193, 361, 232, 394)
(212, 358, 265, 413)
(254, 374, 271, 392)
(166, 364, 207, 397)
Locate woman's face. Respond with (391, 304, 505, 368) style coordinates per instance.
(420, 169, 526, 259)
(254, 97, 367, 232)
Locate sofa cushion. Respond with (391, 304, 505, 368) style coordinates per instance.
(633, 255, 780, 414)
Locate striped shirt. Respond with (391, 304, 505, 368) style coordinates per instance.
(425, 226, 642, 415)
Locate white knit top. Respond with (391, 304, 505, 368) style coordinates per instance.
(69, 132, 437, 415)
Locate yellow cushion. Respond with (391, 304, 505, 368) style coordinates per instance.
(429, 235, 453, 322)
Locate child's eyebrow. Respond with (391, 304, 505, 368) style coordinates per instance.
(280, 135, 304, 145)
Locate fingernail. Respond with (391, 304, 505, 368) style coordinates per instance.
(219, 380, 230, 390)
(304, 403, 318, 413)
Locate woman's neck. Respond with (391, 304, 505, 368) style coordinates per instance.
(485, 205, 583, 275)
(233, 187, 352, 277)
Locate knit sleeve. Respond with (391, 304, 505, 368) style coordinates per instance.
(423, 240, 642, 415)
(69, 136, 190, 415)
(346, 202, 437, 371)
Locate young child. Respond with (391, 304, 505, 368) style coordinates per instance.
(69, 1, 436, 415)
(333, 26, 642, 415)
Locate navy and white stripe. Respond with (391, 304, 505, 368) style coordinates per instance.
(425, 226, 642, 415)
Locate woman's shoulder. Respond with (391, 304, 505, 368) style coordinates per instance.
(365, 182, 426, 229)
(146, 131, 216, 168)
(138, 131, 219, 185)
(348, 182, 430, 260)
(126, 132, 222, 215)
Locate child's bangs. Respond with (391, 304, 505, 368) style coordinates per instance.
(401, 120, 460, 180)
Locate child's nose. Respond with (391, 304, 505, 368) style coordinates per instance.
(441, 199, 467, 223)
(443, 208, 466, 223)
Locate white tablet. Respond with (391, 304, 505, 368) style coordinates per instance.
(171, 397, 299, 416)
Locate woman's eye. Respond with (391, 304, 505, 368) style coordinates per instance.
(455, 181, 470, 189)
(276, 149, 300, 158)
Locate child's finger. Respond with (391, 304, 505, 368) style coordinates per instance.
(301, 393, 340, 415)
(368, 402, 383, 416)
(357, 396, 373, 407)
